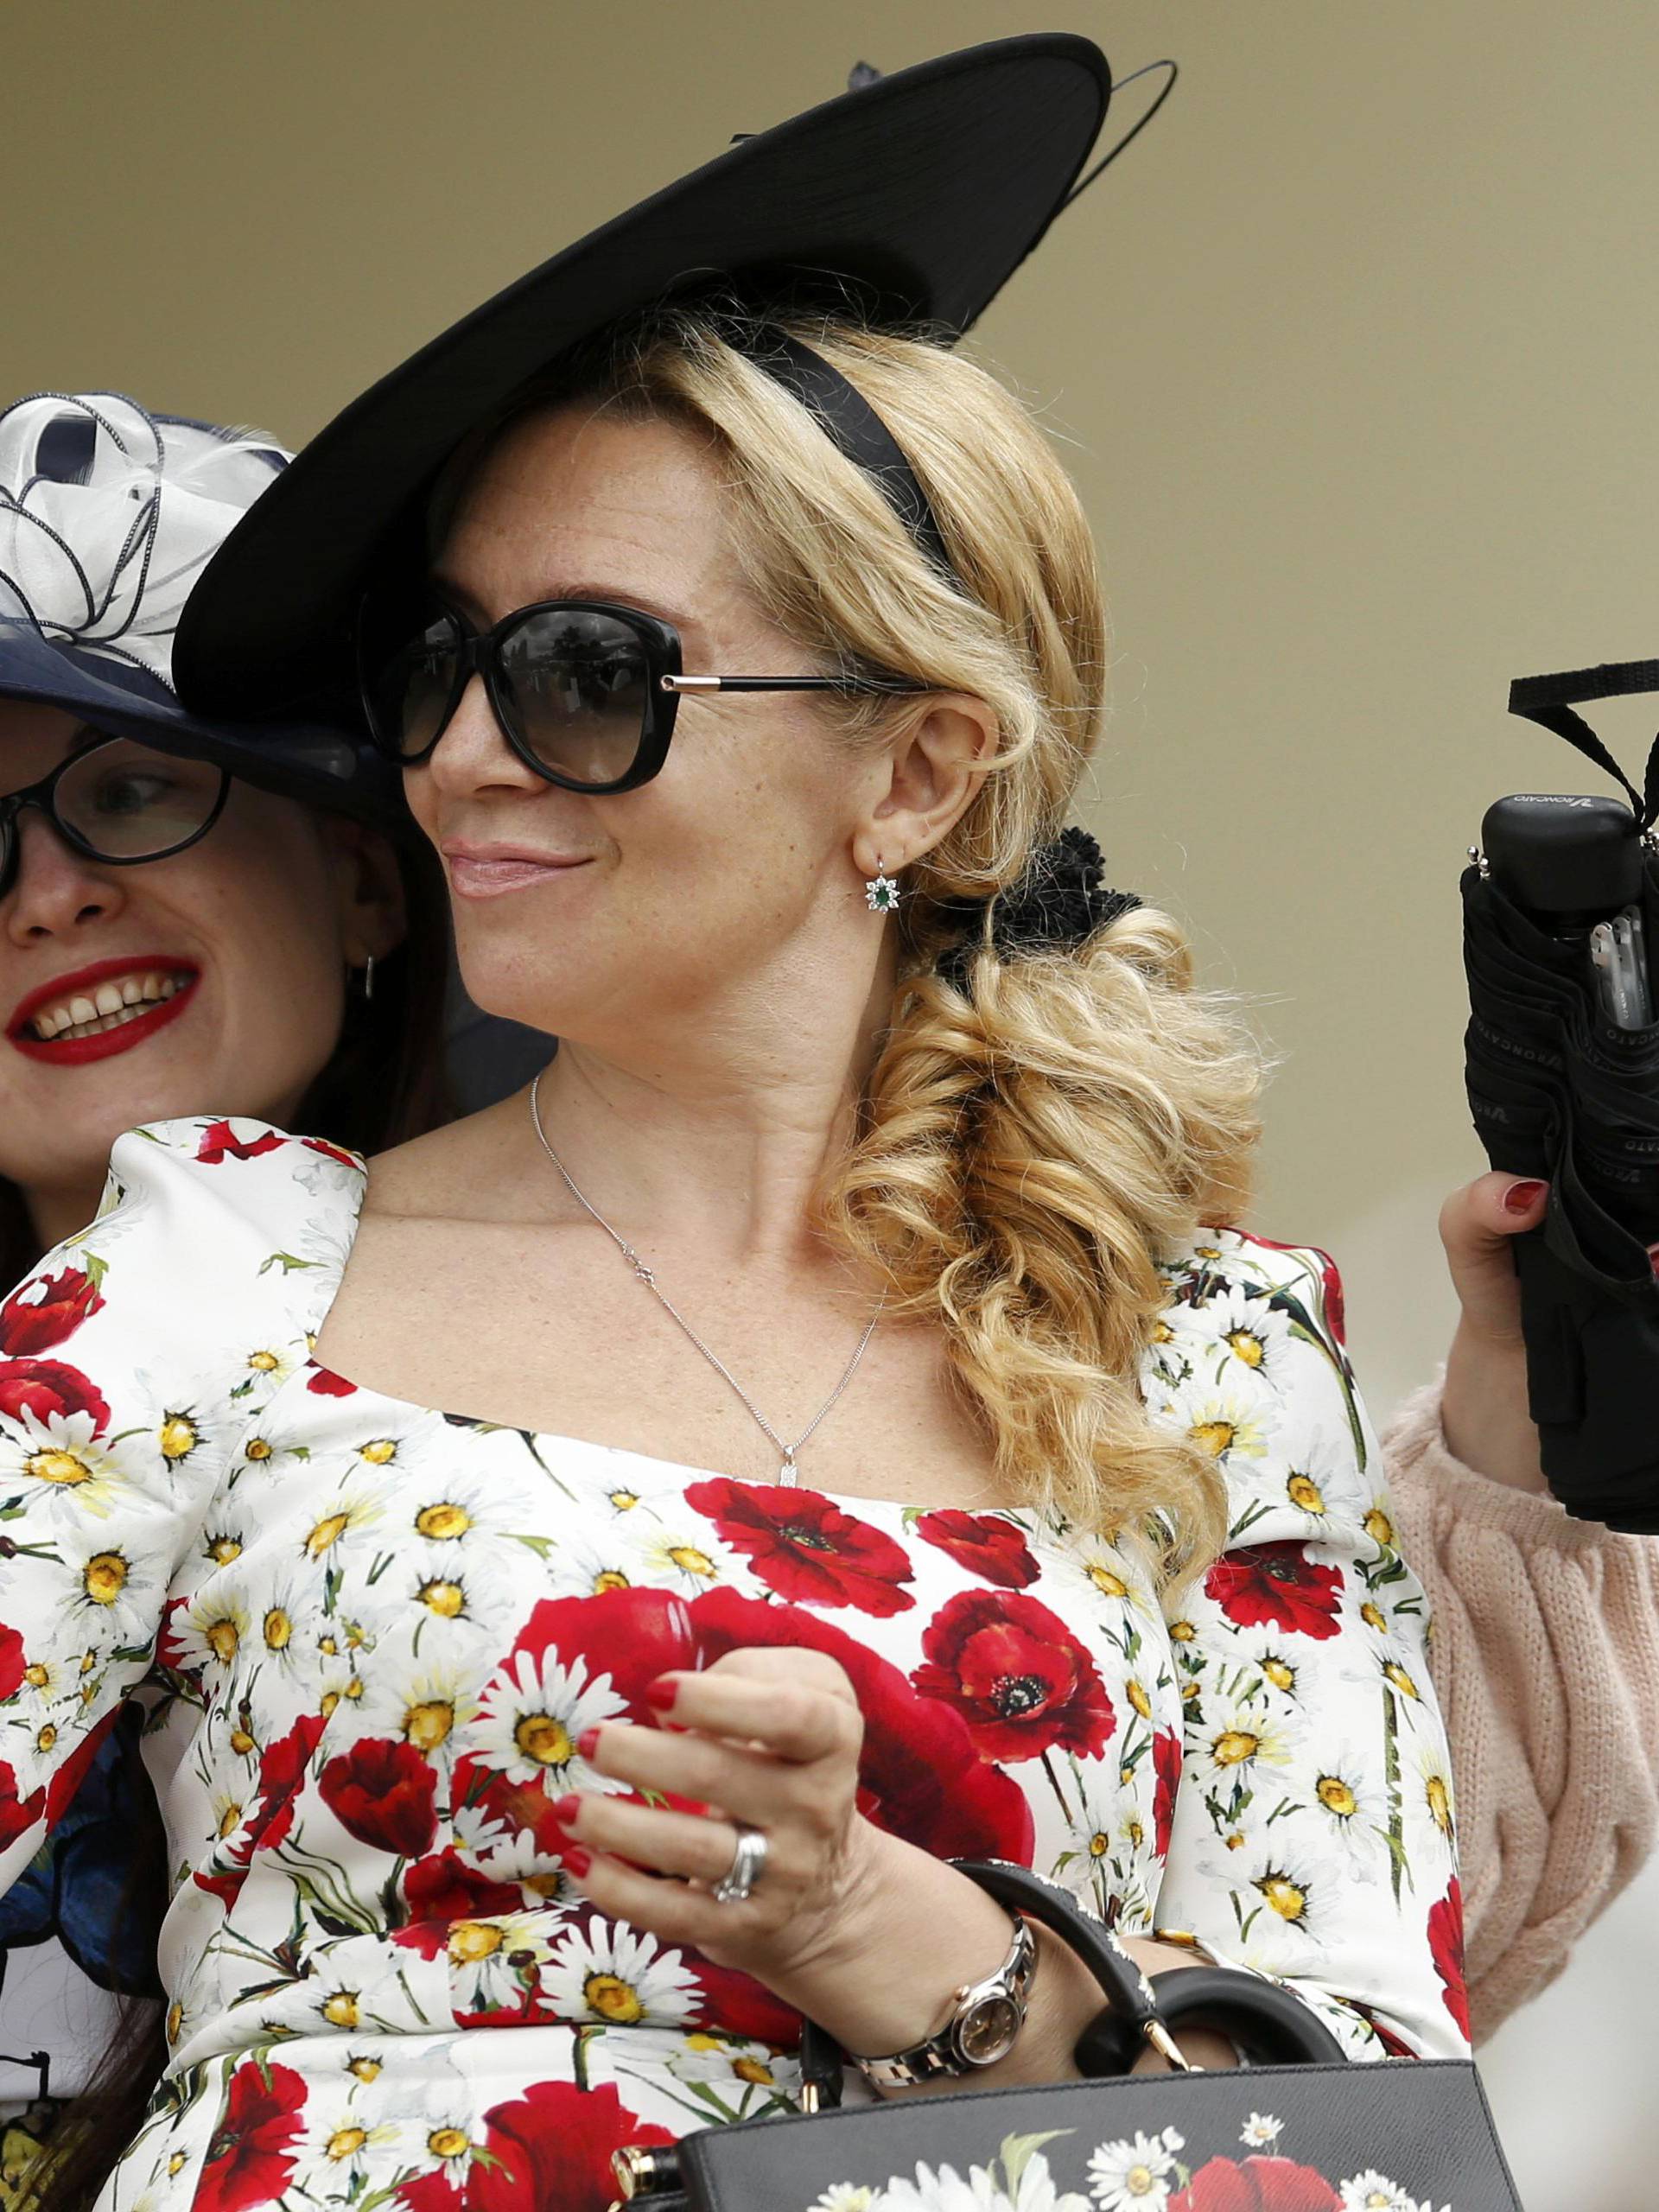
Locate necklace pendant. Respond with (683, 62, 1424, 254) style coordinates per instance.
(778, 1451, 801, 1488)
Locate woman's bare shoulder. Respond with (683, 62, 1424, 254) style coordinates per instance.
(361, 1089, 537, 1223)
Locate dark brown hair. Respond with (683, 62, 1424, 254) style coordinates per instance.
(11, 838, 454, 2212)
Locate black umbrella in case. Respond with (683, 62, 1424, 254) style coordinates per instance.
(1464, 658, 1659, 1529)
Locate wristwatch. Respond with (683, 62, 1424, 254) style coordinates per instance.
(850, 1909, 1039, 2088)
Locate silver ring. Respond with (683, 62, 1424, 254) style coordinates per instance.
(712, 1823, 768, 1905)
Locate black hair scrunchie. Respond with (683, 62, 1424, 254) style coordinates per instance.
(935, 825, 1143, 991)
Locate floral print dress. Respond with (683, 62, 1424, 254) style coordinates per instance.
(0, 1122, 1468, 2212)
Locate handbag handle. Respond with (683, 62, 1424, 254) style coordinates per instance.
(800, 1859, 1344, 2099)
(609, 1858, 1346, 2205)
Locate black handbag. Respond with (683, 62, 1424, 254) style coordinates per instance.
(1464, 658, 1659, 1529)
(612, 1862, 1523, 2211)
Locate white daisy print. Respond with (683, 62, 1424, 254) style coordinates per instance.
(169, 1583, 252, 1678)
(1151, 1380, 1273, 1468)
(470, 1646, 631, 1794)
(447, 1908, 556, 2013)
(1415, 1741, 1456, 1852)
(299, 2085, 404, 2187)
(1240, 2113, 1283, 2146)
(298, 1485, 387, 1564)
(1187, 1686, 1300, 1792)
(0, 1408, 131, 1523)
(1189, 1286, 1294, 1392)
(541, 1917, 702, 2026)
(872, 2152, 1090, 2212)
(359, 1655, 479, 1770)
(636, 1528, 729, 1589)
(60, 1533, 157, 1644)
(1086, 2124, 1185, 2210)
(1337, 2177, 1425, 2212)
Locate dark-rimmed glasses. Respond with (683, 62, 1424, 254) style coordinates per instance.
(357, 590, 929, 794)
(0, 735, 230, 902)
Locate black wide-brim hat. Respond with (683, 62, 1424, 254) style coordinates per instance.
(174, 33, 1123, 721)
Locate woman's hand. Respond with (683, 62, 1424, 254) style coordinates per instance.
(553, 1643, 1243, 2078)
(553, 1644, 1014, 2058)
(1438, 1170, 1549, 1492)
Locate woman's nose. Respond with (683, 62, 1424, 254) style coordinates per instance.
(421, 673, 549, 798)
(3, 809, 126, 944)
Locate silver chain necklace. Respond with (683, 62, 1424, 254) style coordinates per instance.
(528, 1072, 882, 1486)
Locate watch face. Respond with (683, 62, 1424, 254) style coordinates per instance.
(958, 1993, 1021, 2065)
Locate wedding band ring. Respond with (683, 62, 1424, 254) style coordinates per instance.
(712, 1823, 768, 1904)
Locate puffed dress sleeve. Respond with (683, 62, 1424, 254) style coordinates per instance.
(1383, 1375, 1659, 2040)
(1141, 1233, 1470, 2061)
(0, 1117, 326, 1899)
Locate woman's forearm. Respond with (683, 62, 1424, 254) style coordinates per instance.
(1440, 1319, 1548, 1493)
(785, 1830, 1234, 2094)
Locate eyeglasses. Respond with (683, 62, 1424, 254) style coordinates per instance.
(0, 734, 230, 902)
(357, 589, 928, 795)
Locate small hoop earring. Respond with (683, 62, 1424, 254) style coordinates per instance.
(864, 859, 902, 914)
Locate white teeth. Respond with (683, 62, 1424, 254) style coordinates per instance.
(26, 967, 195, 1043)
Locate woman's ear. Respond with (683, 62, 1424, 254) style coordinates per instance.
(320, 818, 409, 966)
(851, 694, 999, 880)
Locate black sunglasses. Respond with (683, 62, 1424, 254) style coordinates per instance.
(0, 734, 230, 902)
(357, 589, 929, 795)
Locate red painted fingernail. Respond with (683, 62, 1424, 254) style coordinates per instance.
(563, 1845, 591, 1878)
(576, 1728, 601, 1760)
(1503, 1179, 1548, 1215)
(645, 1676, 679, 1712)
(550, 1794, 580, 1824)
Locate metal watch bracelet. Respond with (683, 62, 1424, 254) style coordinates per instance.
(849, 1909, 1039, 2089)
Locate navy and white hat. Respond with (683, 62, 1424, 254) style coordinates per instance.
(0, 391, 404, 829)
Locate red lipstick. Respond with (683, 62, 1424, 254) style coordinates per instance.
(7, 955, 201, 1067)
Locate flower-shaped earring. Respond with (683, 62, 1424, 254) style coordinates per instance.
(865, 856, 902, 913)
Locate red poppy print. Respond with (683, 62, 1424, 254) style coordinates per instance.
(246, 1711, 329, 1855)
(196, 2058, 307, 2212)
(912, 1589, 1116, 1763)
(0, 1357, 110, 1431)
(302, 1135, 360, 1168)
(470, 2080, 674, 2212)
(505, 1585, 1033, 1864)
(1428, 1875, 1470, 2040)
(684, 1478, 915, 1616)
(1152, 1726, 1182, 1859)
(319, 1736, 438, 1858)
(307, 1364, 359, 1396)
(0, 1266, 103, 1356)
(397, 2177, 462, 2212)
(916, 1508, 1040, 1589)
(1205, 1542, 1344, 1640)
(392, 1848, 528, 1958)
(1172, 2156, 1340, 2211)
(0, 1624, 22, 1708)
(195, 1119, 288, 1165)
(0, 1758, 44, 1855)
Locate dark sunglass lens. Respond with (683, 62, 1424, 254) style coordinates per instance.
(55, 741, 226, 860)
(372, 608, 462, 760)
(498, 608, 651, 785)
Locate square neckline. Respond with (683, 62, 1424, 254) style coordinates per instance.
(294, 1146, 1037, 1529)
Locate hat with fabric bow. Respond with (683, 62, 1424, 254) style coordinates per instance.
(0, 391, 404, 828)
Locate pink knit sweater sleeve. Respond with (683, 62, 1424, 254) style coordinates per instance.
(1382, 1376, 1659, 2040)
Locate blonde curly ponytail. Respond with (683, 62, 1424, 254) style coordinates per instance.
(472, 302, 1265, 1584)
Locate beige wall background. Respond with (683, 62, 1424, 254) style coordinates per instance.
(7, 1, 1656, 2199)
